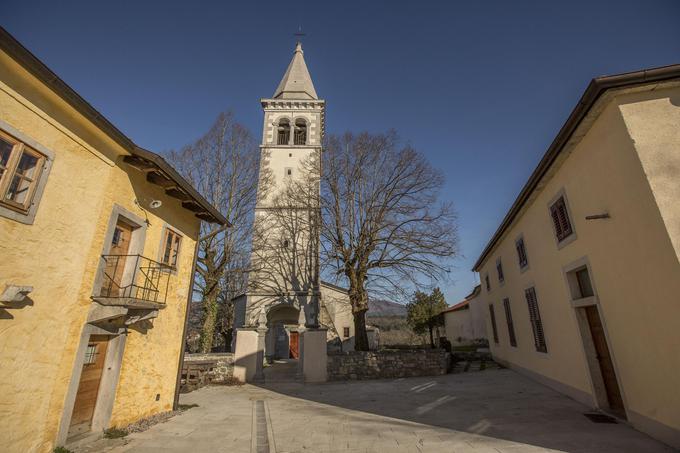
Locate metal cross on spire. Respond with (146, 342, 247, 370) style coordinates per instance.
(294, 25, 306, 42)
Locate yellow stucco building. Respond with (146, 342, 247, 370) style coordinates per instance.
(473, 64, 680, 449)
(0, 28, 226, 452)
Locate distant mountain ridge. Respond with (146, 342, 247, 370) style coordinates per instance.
(368, 298, 407, 317)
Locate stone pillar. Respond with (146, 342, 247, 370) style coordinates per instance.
(301, 328, 327, 383)
(233, 327, 265, 383)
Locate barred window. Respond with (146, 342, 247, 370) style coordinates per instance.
(503, 298, 517, 347)
(525, 287, 547, 353)
(277, 119, 291, 145)
(489, 304, 499, 344)
(293, 119, 307, 145)
(550, 196, 574, 242)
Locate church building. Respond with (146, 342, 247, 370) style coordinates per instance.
(232, 43, 366, 382)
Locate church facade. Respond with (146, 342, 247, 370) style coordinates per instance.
(232, 43, 360, 381)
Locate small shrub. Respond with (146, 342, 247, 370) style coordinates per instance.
(54, 447, 74, 453)
(103, 427, 128, 439)
(178, 403, 199, 411)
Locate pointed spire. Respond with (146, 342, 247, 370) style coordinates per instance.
(273, 42, 318, 100)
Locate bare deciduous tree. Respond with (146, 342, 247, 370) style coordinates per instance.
(168, 112, 269, 353)
(320, 131, 458, 351)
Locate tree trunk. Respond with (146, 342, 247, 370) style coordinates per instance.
(199, 289, 218, 353)
(353, 309, 369, 351)
(428, 325, 435, 348)
(348, 280, 370, 351)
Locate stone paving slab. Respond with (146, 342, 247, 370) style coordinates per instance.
(75, 369, 673, 453)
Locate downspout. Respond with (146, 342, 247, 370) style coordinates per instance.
(173, 237, 200, 410)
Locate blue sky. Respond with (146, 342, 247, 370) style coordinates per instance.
(4, 0, 680, 304)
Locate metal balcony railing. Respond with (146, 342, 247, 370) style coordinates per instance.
(93, 254, 172, 309)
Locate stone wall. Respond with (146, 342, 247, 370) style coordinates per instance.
(327, 349, 450, 381)
(180, 353, 234, 393)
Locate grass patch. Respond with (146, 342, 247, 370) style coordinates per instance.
(178, 403, 199, 411)
(103, 427, 128, 439)
(54, 447, 74, 453)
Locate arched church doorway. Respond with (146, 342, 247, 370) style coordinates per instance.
(265, 304, 300, 361)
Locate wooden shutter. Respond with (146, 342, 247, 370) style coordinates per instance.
(516, 238, 528, 268)
(503, 298, 517, 347)
(525, 287, 547, 352)
(497, 259, 504, 282)
(550, 197, 573, 242)
(489, 304, 499, 344)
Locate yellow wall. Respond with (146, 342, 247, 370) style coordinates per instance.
(0, 49, 200, 452)
(476, 85, 680, 447)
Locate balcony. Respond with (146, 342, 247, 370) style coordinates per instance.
(91, 254, 172, 310)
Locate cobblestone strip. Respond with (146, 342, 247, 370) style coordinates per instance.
(252, 400, 270, 453)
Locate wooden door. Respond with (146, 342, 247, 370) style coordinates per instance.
(104, 220, 134, 296)
(69, 335, 110, 436)
(289, 331, 299, 359)
(584, 306, 626, 418)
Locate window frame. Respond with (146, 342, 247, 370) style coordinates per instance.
(293, 118, 307, 145)
(159, 225, 183, 271)
(0, 123, 54, 224)
(489, 303, 499, 344)
(485, 273, 491, 292)
(276, 119, 291, 145)
(343, 327, 350, 338)
(548, 191, 577, 248)
(496, 257, 504, 283)
(515, 235, 529, 271)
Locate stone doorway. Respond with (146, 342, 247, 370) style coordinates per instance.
(265, 304, 301, 361)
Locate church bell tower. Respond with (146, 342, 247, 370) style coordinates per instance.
(233, 42, 327, 382)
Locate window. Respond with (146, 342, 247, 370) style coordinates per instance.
(550, 196, 574, 242)
(112, 227, 123, 246)
(516, 237, 528, 269)
(496, 258, 504, 283)
(485, 274, 491, 291)
(84, 344, 98, 365)
(0, 130, 47, 214)
(525, 287, 547, 353)
(285, 167, 293, 177)
(575, 267, 594, 298)
(282, 239, 289, 248)
(161, 228, 182, 268)
(277, 119, 290, 145)
(293, 119, 307, 145)
(489, 304, 499, 344)
(503, 298, 517, 347)
(343, 327, 350, 338)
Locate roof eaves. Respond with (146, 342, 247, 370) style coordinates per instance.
(472, 63, 680, 271)
(0, 26, 227, 226)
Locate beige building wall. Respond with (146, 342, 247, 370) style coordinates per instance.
(0, 48, 200, 452)
(444, 308, 473, 344)
(476, 84, 680, 448)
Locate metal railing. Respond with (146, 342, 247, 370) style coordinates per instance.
(97, 254, 172, 305)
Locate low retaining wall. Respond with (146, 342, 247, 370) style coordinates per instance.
(327, 349, 450, 381)
(180, 353, 234, 393)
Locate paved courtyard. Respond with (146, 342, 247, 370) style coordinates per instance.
(81, 368, 672, 453)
